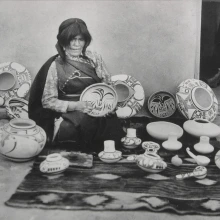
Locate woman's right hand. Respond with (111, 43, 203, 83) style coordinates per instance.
(67, 101, 93, 114)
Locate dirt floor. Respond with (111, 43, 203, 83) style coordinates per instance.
(1, 86, 220, 220)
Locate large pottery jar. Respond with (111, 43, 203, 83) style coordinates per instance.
(0, 118, 46, 162)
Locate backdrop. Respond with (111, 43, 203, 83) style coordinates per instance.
(0, 0, 202, 114)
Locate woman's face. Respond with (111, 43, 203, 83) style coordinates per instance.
(65, 35, 85, 57)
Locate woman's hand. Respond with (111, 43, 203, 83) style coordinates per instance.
(67, 101, 93, 114)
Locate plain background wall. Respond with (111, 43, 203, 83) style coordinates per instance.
(0, 0, 201, 114)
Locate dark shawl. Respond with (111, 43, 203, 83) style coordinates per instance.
(28, 55, 60, 144)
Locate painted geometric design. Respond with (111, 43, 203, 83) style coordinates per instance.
(195, 178, 217, 186)
(176, 79, 218, 121)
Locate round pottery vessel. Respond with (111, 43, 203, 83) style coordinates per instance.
(176, 79, 218, 122)
(183, 119, 220, 138)
(131, 142, 167, 173)
(40, 153, 69, 174)
(194, 136, 214, 154)
(147, 91, 176, 118)
(98, 140, 122, 163)
(111, 74, 145, 119)
(121, 128, 141, 149)
(0, 118, 46, 162)
(162, 132, 182, 151)
(146, 121, 183, 140)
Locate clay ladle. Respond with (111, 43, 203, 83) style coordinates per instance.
(186, 147, 210, 166)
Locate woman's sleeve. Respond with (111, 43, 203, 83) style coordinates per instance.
(42, 61, 69, 113)
(88, 51, 111, 83)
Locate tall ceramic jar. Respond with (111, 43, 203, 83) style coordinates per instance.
(0, 118, 46, 162)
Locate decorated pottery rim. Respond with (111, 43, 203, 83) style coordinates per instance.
(147, 90, 177, 118)
(176, 79, 218, 122)
(80, 83, 118, 117)
(9, 118, 36, 129)
(98, 150, 122, 159)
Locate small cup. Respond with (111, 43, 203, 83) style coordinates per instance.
(104, 140, 115, 153)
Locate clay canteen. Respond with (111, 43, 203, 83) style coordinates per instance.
(40, 153, 69, 174)
(0, 118, 46, 162)
(121, 128, 141, 149)
(98, 140, 122, 163)
(130, 141, 167, 173)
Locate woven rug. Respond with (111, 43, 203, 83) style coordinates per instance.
(5, 139, 220, 215)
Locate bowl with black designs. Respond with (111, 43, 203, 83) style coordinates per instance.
(147, 91, 176, 118)
(80, 83, 118, 117)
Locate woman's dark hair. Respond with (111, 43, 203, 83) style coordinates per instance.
(56, 18, 92, 59)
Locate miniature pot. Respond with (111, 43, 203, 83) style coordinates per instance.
(0, 118, 46, 162)
(194, 136, 214, 154)
(121, 128, 141, 149)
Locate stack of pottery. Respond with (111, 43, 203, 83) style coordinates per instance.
(0, 118, 46, 161)
(121, 128, 141, 149)
(98, 140, 122, 163)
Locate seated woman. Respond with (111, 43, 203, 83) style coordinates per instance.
(28, 18, 125, 152)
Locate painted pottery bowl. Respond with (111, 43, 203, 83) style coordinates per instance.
(148, 91, 176, 118)
(40, 153, 69, 174)
(146, 121, 183, 140)
(111, 74, 145, 118)
(121, 128, 141, 149)
(176, 79, 218, 122)
(183, 119, 220, 138)
(0, 62, 31, 107)
(0, 118, 46, 162)
(80, 83, 118, 117)
(130, 142, 167, 173)
(5, 97, 28, 119)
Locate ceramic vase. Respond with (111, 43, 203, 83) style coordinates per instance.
(0, 118, 46, 162)
(98, 140, 122, 163)
(162, 132, 182, 151)
(194, 136, 214, 154)
(121, 128, 141, 149)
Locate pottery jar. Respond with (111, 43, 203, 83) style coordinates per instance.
(0, 118, 46, 162)
(135, 142, 167, 173)
(162, 132, 182, 151)
(121, 128, 142, 149)
(194, 136, 214, 154)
